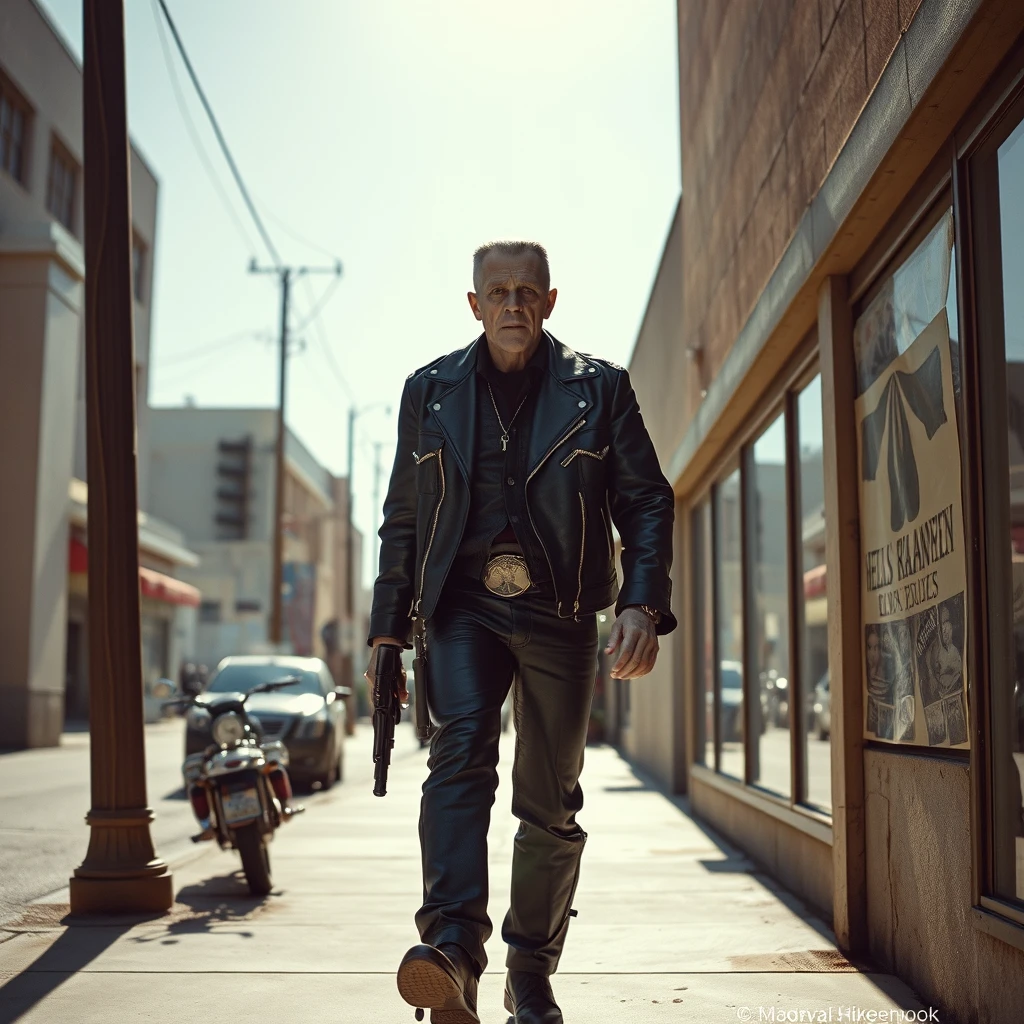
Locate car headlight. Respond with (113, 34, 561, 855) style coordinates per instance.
(187, 707, 211, 730)
(211, 712, 245, 746)
(297, 708, 328, 739)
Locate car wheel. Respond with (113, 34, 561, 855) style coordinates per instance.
(317, 752, 339, 791)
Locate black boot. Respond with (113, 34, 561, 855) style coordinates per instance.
(503, 970, 563, 1024)
(396, 942, 480, 1024)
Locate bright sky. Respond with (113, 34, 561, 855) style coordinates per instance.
(39, 0, 681, 585)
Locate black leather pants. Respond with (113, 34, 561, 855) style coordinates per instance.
(415, 576, 598, 976)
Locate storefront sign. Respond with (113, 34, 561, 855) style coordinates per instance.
(855, 240, 969, 747)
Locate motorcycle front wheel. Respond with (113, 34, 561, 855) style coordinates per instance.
(235, 822, 272, 895)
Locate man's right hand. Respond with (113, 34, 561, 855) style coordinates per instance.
(365, 637, 409, 704)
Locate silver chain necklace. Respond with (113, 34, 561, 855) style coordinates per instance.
(486, 383, 529, 452)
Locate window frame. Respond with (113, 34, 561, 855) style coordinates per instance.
(0, 69, 32, 187)
(46, 133, 78, 233)
(956, 64, 1024, 936)
(688, 334, 830, 828)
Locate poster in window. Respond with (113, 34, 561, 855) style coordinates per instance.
(855, 305, 969, 748)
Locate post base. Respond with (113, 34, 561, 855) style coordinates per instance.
(69, 868, 174, 915)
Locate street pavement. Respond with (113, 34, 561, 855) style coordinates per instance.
(0, 723, 926, 1023)
(0, 717, 339, 926)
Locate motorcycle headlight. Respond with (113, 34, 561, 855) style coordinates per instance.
(211, 712, 245, 746)
(297, 708, 328, 739)
(187, 706, 211, 730)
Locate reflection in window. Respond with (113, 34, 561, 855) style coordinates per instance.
(747, 415, 791, 797)
(716, 469, 744, 780)
(996, 117, 1024, 903)
(796, 376, 831, 811)
(853, 215, 956, 398)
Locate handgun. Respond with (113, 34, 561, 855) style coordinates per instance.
(371, 643, 403, 797)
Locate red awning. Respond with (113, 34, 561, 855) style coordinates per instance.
(69, 538, 200, 607)
(804, 562, 827, 599)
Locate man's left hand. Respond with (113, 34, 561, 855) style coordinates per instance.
(605, 607, 659, 679)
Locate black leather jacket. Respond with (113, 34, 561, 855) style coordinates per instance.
(368, 332, 677, 644)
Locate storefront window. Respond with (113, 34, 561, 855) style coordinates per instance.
(796, 376, 831, 811)
(716, 468, 744, 780)
(692, 501, 715, 767)
(993, 116, 1024, 905)
(746, 414, 791, 798)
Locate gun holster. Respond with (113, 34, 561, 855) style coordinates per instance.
(412, 620, 434, 742)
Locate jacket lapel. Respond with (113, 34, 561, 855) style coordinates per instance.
(428, 341, 478, 485)
(525, 332, 593, 476)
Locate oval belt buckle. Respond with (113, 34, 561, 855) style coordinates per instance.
(482, 554, 532, 598)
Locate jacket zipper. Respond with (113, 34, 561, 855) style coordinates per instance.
(600, 506, 614, 561)
(413, 450, 437, 464)
(560, 444, 609, 467)
(574, 491, 586, 619)
(525, 418, 588, 616)
(415, 447, 445, 614)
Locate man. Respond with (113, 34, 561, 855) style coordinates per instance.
(367, 241, 676, 1023)
(928, 604, 962, 698)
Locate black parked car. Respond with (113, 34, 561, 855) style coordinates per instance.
(186, 656, 348, 790)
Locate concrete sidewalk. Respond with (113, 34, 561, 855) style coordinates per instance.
(0, 724, 925, 1023)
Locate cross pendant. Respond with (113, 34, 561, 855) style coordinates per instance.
(501, 435, 509, 452)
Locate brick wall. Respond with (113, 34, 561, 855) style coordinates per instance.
(678, 0, 920, 423)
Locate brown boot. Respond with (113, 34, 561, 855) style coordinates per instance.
(396, 942, 480, 1024)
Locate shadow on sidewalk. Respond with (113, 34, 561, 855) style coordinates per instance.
(612, 752, 841, 947)
(0, 871, 271, 1022)
(0, 912, 147, 1023)
(128, 872, 273, 944)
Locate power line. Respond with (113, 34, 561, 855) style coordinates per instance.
(155, 335, 270, 388)
(293, 274, 343, 333)
(298, 274, 356, 403)
(154, 328, 266, 367)
(154, 0, 282, 269)
(260, 203, 342, 262)
(149, 0, 258, 256)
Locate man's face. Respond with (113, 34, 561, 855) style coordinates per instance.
(867, 632, 880, 674)
(941, 618, 953, 647)
(467, 250, 557, 357)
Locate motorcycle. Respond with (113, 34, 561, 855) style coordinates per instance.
(167, 677, 304, 895)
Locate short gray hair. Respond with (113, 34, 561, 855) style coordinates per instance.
(472, 241, 550, 292)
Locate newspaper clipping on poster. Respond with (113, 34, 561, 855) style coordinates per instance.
(855, 304, 969, 748)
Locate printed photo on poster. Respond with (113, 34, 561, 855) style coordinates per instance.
(854, 213, 969, 748)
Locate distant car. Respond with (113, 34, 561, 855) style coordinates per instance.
(812, 671, 831, 740)
(719, 660, 744, 743)
(186, 656, 348, 790)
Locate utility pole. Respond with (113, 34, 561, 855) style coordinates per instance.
(372, 441, 384, 573)
(71, 0, 172, 913)
(342, 406, 356, 695)
(250, 261, 340, 647)
(341, 405, 388, 695)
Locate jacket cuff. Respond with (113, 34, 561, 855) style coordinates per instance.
(615, 587, 677, 636)
(367, 611, 414, 649)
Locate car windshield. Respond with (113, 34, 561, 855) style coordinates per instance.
(206, 664, 322, 696)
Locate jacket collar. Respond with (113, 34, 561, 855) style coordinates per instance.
(426, 331, 599, 483)
(428, 330, 599, 384)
